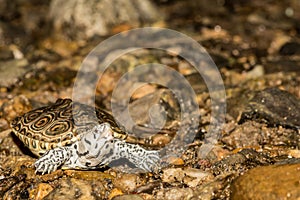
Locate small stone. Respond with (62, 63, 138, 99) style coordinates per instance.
(165, 156, 185, 166)
(1, 95, 32, 122)
(182, 168, 213, 187)
(0, 59, 29, 88)
(112, 194, 144, 200)
(29, 183, 53, 200)
(40, 170, 64, 182)
(131, 84, 157, 100)
(64, 170, 114, 181)
(0, 118, 8, 132)
(162, 168, 184, 183)
(44, 178, 94, 200)
(279, 42, 300, 55)
(108, 188, 123, 200)
(113, 174, 142, 193)
(156, 187, 194, 200)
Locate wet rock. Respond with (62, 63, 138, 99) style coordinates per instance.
(108, 188, 123, 200)
(239, 87, 300, 129)
(29, 183, 54, 200)
(64, 170, 114, 181)
(162, 167, 213, 187)
(182, 168, 214, 187)
(212, 149, 273, 176)
(2, 181, 30, 199)
(113, 174, 142, 193)
(0, 58, 29, 88)
(112, 194, 144, 200)
(231, 163, 300, 200)
(279, 42, 300, 55)
(162, 168, 185, 183)
(0, 174, 26, 197)
(156, 187, 194, 200)
(263, 59, 300, 74)
(129, 89, 180, 130)
(44, 178, 95, 200)
(49, 0, 161, 39)
(40, 170, 64, 182)
(134, 181, 160, 194)
(221, 121, 299, 149)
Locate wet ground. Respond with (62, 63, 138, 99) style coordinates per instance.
(0, 0, 300, 199)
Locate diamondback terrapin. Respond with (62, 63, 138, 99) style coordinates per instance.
(10, 98, 160, 174)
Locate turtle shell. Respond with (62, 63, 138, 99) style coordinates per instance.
(11, 98, 127, 156)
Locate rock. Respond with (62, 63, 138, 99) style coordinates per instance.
(129, 89, 180, 130)
(162, 167, 212, 187)
(108, 188, 123, 200)
(0, 59, 29, 88)
(231, 164, 300, 200)
(113, 174, 142, 193)
(29, 183, 53, 200)
(165, 156, 185, 166)
(212, 149, 272, 176)
(162, 168, 185, 183)
(156, 187, 194, 200)
(0, 46, 14, 60)
(0, 119, 9, 132)
(239, 87, 300, 129)
(221, 121, 299, 149)
(0, 95, 32, 122)
(182, 168, 214, 187)
(112, 194, 144, 200)
(49, 0, 162, 39)
(0, 174, 26, 197)
(44, 178, 95, 200)
(279, 42, 300, 55)
(64, 170, 114, 181)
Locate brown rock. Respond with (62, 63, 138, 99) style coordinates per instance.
(113, 174, 142, 193)
(156, 187, 194, 200)
(112, 194, 144, 200)
(108, 188, 123, 200)
(44, 178, 95, 200)
(29, 183, 53, 200)
(231, 164, 300, 200)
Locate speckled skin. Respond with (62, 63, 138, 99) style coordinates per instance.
(35, 123, 160, 174)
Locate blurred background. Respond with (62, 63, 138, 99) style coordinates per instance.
(0, 0, 300, 199)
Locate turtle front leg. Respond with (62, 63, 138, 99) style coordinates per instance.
(34, 146, 72, 175)
(99, 140, 161, 172)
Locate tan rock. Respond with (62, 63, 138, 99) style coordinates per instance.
(231, 164, 300, 200)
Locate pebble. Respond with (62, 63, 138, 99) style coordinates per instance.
(231, 163, 300, 200)
(0, 59, 28, 88)
(113, 174, 142, 193)
(112, 194, 144, 200)
(279, 42, 300, 55)
(108, 188, 123, 200)
(43, 178, 95, 200)
(162, 167, 213, 187)
(156, 187, 194, 200)
(29, 183, 53, 200)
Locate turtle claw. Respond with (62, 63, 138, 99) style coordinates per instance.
(113, 140, 161, 172)
(34, 147, 71, 174)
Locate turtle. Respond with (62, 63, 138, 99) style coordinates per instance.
(10, 98, 160, 174)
